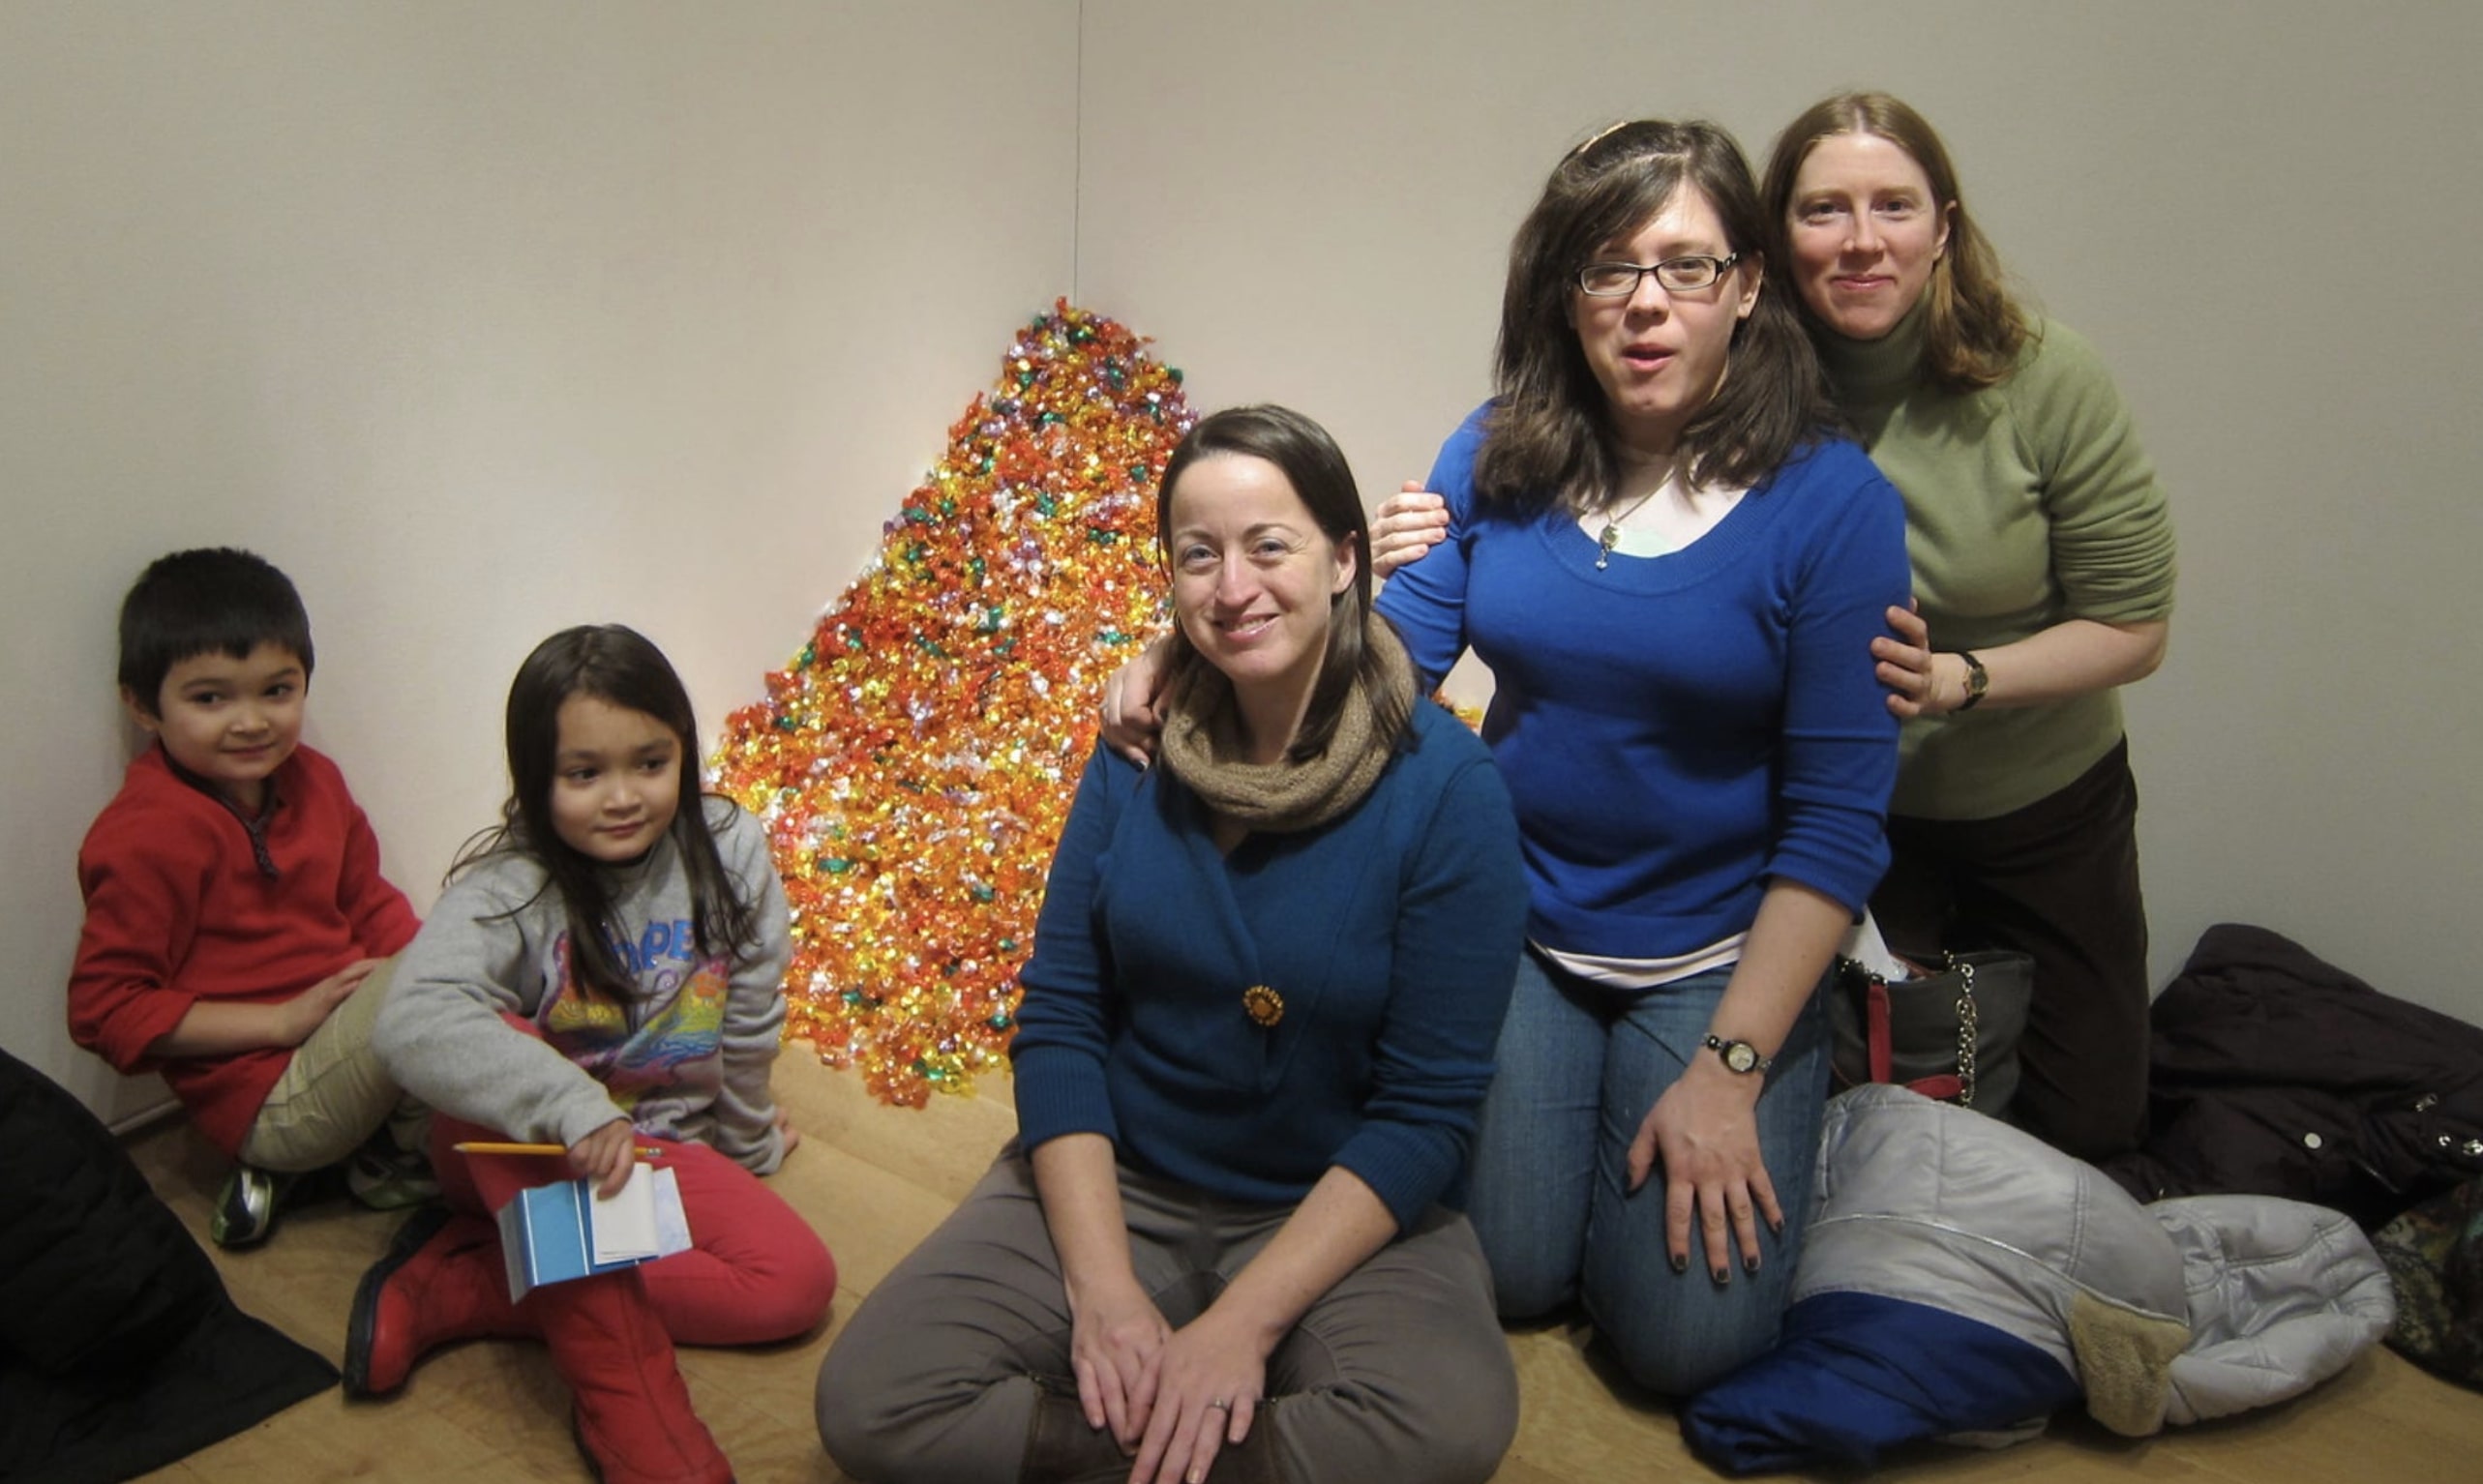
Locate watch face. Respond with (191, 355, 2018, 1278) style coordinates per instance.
(1722, 1041, 1760, 1073)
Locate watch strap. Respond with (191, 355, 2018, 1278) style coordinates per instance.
(1955, 650, 1989, 711)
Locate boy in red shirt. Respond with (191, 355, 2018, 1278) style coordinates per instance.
(69, 548, 429, 1246)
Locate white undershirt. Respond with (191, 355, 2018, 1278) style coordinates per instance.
(1575, 452, 1748, 560)
(1542, 914, 1902, 992)
(1541, 934, 1750, 991)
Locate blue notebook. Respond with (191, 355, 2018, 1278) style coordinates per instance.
(497, 1164, 691, 1300)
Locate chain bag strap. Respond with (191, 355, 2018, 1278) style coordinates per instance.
(1830, 949, 2032, 1118)
(1953, 958, 1981, 1108)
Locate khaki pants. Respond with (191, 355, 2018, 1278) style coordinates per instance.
(236, 957, 424, 1172)
(815, 1145, 1517, 1484)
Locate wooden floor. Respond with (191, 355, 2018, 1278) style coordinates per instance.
(130, 1046, 2482, 1483)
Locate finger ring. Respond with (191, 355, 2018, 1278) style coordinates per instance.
(1206, 1398, 1231, 1411)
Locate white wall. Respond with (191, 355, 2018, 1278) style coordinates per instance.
(1078, 0, 2483, 1017)
(12, 1, 2481, 1125)
(1, 0, 1078, 1121)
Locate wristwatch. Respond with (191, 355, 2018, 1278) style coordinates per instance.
(1955, 650, 1989, 712)
(1702, 1033, 1774, 1075)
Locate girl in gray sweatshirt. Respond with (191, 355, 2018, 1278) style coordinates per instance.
(359, 624, 833, 1484)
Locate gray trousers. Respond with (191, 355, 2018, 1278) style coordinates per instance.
(816, 1146, 1516, 1484)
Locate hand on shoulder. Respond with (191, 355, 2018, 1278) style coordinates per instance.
(1371, 482, 1449, 578)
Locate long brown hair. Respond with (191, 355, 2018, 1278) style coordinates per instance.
(1154, 405, 1411, 763)
(1479, 118, 1839, 514)
(1762, 91, 2030, 393)
(454, 625, 759, 1000)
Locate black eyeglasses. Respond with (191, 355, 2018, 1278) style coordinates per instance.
(1574, 253, 1740, 297)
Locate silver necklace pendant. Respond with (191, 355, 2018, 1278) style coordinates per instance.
(1595, 474, 1664, 572)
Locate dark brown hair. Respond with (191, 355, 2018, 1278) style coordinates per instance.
(1762, 91, 2030, 393)
(1154, 405, 1410, 763)
(456, 624, 758, 1000)
(1479, 118, 1839, 513)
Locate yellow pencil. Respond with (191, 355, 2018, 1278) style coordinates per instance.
(451, 1140, 666, 1158)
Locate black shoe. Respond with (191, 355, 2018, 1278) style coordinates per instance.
(210, 1163, 295, 1248)
(346, 1136, 442, 1211)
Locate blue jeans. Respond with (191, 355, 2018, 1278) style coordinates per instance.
(1465, 949, 1832, 1395)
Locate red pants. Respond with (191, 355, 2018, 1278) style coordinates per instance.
(426, 1031, 833, 1347)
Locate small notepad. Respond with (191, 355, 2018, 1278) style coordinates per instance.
(590, 1165, 663, 1264)
(498, 1164, 693, 1300)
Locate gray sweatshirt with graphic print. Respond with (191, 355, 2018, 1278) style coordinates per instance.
(374, 799, 793, 1174)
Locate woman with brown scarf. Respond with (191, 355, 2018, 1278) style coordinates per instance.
(817, 405, 1529, 1484)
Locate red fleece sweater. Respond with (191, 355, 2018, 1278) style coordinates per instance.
(68, 744, 419, 1156)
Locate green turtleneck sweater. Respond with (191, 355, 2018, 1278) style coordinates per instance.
(1817, 305, 2176, 820)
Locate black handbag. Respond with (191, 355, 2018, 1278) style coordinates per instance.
(1829, 950, 2033, 1117)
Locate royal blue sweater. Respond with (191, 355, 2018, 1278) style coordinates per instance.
(1376, 408, 1911, 961)
(1009, 701, 1526, 1232)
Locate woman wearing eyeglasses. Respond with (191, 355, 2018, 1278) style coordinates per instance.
(1369, 118, 1908, 1395)
(1755, 93, 2177, 1165)
(1109, 121, 1910, 1395)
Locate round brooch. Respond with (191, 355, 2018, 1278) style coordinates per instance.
(1242, 985, 1284, 1027)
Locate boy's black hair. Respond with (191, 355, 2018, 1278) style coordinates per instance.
(117, 548, 314, 715)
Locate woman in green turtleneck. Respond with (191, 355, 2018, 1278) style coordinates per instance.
(1754, 92, 2176, 1162)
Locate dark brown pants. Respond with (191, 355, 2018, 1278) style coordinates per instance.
(1874, 738, 2150, 1162)
(814, 1147, 1515, 1484)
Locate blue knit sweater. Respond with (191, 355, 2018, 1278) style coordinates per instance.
(1009, 701, 1526, 1232)
(1376, 408, 1910, 961)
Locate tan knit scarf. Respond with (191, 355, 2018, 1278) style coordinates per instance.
(1157, 618, 1416, 834)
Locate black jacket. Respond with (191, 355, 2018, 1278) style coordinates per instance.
(2102, 923, 2483, 1228)
(0, 1045, 335, 1484)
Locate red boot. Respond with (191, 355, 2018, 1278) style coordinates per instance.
(529, 1266, 733, 1484)
(344, 1206, 530, 1398)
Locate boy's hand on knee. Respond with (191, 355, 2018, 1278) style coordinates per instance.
(278, 959, 382, 1046)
